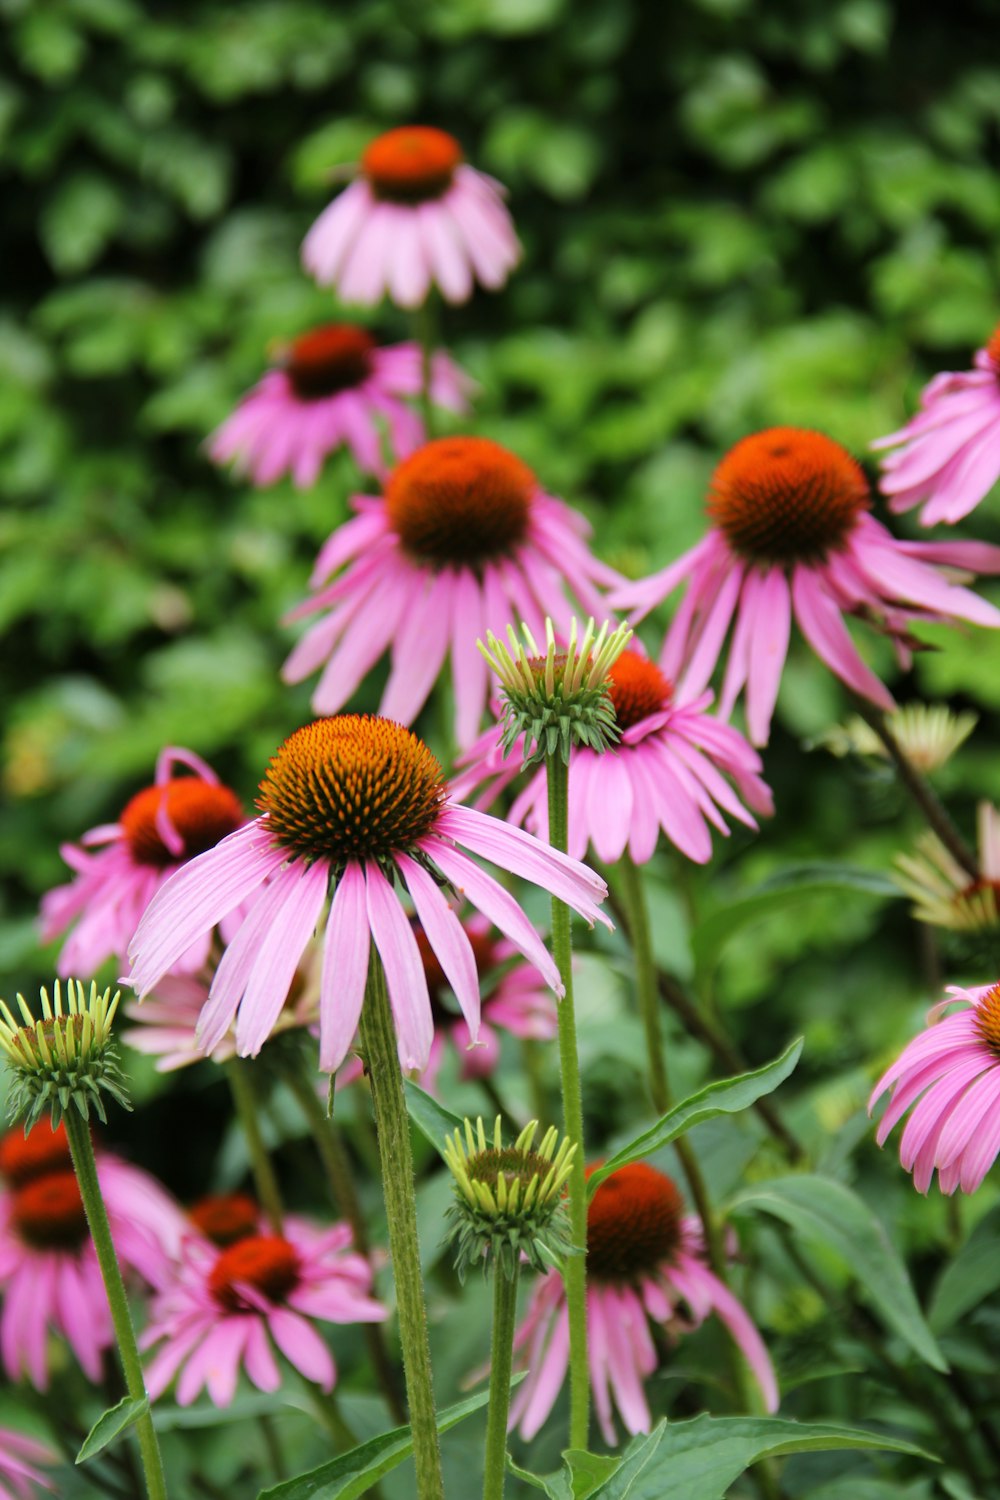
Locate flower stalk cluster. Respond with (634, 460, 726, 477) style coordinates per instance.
(0, 980, 130, 1128)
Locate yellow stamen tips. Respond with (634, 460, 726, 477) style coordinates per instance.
(813, 703, 977, 774)
(443, 1115, 578, 1280)
(477, 616, 633, 768)
(0, 981, 130, 1130)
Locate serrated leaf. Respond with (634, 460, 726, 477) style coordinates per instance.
(929, 1202, 1000, 1332)
(76, 1394, 149, 1463)
(586, 1039, 802, 1199)
(403, 1077, 465, 1158)
(730, 1175, 947, 1371)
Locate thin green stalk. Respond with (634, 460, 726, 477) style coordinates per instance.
(282, 1056, 406, 1425)
(482, 1265, 520, 1500)
(358, 952, 444, 1500)
(261, 1414, 285, 1480)
(414, 295, 438, 438)
(225, 1057, 284, 1234)
(616, 854, 669, 1117)
(63, 1111, 167, 1500)
(545, 750, 589, 1451)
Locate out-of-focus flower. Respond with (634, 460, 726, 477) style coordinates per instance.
(127, 715, 610, 1074)
(613, 428, 1000, 745)
(187, 1194, 262, 1248)
(870, 980, 1000, 1194)
(873, 325, 1000, 526)
(894, 803, 1000, 934)
(509, 1162, 777, 1443)
(208, 324, 472, 487)
(141, 1219, 386, 1406)
(302, 126, 520, 307)
(812, 703, 977, 773)
(0, 1428, 56, 1499)
(282, 437, 621, 748)
(39, 748, 245, 979)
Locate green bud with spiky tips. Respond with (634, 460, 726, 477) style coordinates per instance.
(0, 980, 131, 1130)
(478, 616, 632, 769)
(443, 1115, 578, 1282)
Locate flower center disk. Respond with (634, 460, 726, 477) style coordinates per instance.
(362, 126, 463, 203)
(975, 982, 1000, 1056)
(11, 1171, 89, 1251)
(986, 321, 1000, 374)
(607, 651, 672, 732)
(189, 1193, 260, 1247)
(708, 427, 870, 565)
(385, 437, 536, 569)
(284, 325, 375, 400)
(208, 1235, 302, 1311)
(257, 715, 447, 863)
(122, 779, 243, 868)
(586, 1162, 684, 1281)
(0, 1122, 72, 1187)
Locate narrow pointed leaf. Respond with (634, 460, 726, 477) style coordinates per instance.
(929, 1201, 1000, 1332)
(76, 1394, 150, 1464)
(403, 1077, 465, 1158)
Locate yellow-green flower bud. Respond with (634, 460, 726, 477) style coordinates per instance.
(0, 980, 131, 1129)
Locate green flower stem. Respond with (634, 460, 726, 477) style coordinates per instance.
(63, 1111, 167, 1500)
(482, 1263, 520, 1500)
(358, 952, 444, 1500)
(545, 750, 589, 1452)
(225, 1058, 284, 1234)
(414, 294, 438, 438)
(282, 1056, 406, 1425)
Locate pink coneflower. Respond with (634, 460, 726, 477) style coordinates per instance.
(39, 747, 245, 979)
(456, 648, 772, 865)
(873, 324, 1000, 526)
(869, 980, 1000, 1194)
(141, 1219, 386, 1406)
(126, 715, 610, 1073)
(0, 1123, 186, 1388)
(187, 1193, 263, 1248)
(613, 428, 1000, 746)
(509, 1162, 777, 1444)
(208, 323, 472, 487)
(302, 126, 519, 307)
(283, 436, 620, 747)
(0, 1429, 55, 1500)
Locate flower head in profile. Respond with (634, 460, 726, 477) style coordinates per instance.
(283, 437, 621, 748)
(613, 427, 1000, 745)
(208, 323, 472, 488)
(873, 323, 1000, 526)
(0, 1120, 185, 1388)
(141, 1218, 386, 1407)
(509, 1162, 777, 1443)
(302, 126, 520, 307)
(894, 803, 1000, 935)
(870, 980, 1000, 1194)
(457, 646, 773, 866)
(0, 1427, 56, 1500)
(40, 747, 245, 979)
(0, 980, 129, 1129)
(127, 715, 610, 1074)
(814, 702, 977, 774)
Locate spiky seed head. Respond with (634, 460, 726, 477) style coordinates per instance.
(0, 981, 131, 1129)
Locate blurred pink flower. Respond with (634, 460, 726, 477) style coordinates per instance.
(0, 1429, 55, 1500)
(39, 747, 245, 980)
(870, 980, 1000, 1195)
(0, 1123, 186, 1389)
(142, 1219, 386, 1406)
(127, 715, 609, 1074)
(873, 325, 1000, 526)
(283, 436, 620, 748)
(613, 428, 1000, 746)
(510, 1162, 777, 1444)
(208, 324, 472, 487)
(302, 126, 519, 307)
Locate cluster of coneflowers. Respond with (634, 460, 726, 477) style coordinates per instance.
(4, 119, 1000, 1500)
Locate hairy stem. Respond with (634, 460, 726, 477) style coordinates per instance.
(482, 1264, 520, 1500)
(225, 1058, 284, 1234)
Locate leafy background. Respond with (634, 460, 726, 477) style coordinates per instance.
(3, 0, 1000, 1493)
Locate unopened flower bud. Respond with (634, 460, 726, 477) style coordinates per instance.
(0, 980, 131, 1129)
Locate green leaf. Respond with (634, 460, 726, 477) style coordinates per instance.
(506, 1447, 621, 1500)
(257, 1383, 509, 1499)
(730, 1175, 947, 1372)
(587, 1415, 931, 1499)
(586, 1039, 802, 1200)
(76, 1394, 150, 1463)
(929, 1202, 1000, 1332)
(403, 1077, 465, 1158)
(692, 866, 897, 982)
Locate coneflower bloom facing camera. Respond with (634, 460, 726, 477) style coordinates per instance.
(0, 1428, 56, 1500)
(613, 428, 1000, 746)
(127, 715, 610, 1073)
(40, 747, 245, 979)
(870, 981, 1000, 1194)
(283, 436, 620, 748)
(456, 647, 772, 865)
(873, 324, 1000, 526)
(302, 126, 519, 308)
(141, 1219, 386, 1407)
(0, 1121, 186, 1388)
(509, 1162, 777, 1444)
(208, 324, 472, 488)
